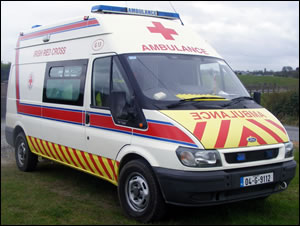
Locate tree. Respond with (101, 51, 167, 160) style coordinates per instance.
(282, 66, 293, 72)
(1, 61, 11, 82)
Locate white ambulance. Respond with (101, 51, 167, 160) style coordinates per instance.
(5, 5, 296, 222)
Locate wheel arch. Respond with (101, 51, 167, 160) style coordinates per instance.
(116, 145, 159, 175)
(13, 124, 26, 146)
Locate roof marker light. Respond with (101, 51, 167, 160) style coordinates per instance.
(32, 25, 42, 29)
(91, 5, 180, 20)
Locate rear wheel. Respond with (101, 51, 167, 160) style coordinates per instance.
(118, 159, 166, 223)
(15, 132, 38, 171)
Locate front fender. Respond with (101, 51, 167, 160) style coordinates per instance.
(116, 144, 160, 167)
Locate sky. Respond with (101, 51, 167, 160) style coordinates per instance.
(1, 1, 299, 71)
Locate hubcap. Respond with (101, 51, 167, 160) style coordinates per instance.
(125, 173, 150, 212)
(17, 141, 26, 166)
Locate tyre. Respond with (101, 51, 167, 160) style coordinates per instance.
(15, 132, 38, 171)
(118, 159, 166, 223)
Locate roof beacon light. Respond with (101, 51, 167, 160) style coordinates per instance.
(91, 5, 180, 20)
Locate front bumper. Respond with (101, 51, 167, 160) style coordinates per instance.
(154, 160, 297, 206)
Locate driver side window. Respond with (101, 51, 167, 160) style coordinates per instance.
(91, 56, 133, 111)
(112, 57, 132, 104)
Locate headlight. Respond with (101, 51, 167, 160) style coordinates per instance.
(284, 141, 294, 158)
(176, 147, 222, 167)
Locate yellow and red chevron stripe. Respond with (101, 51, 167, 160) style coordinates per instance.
(161, 108, 289, 149)
(26, 136, 120, 186)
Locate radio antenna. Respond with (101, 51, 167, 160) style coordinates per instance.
(169, 1, 184, 26)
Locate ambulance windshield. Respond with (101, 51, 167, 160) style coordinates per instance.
(124, 54, 249, 102)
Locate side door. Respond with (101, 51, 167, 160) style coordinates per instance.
(40, 59, 87, 164)
(84, 54, 135, 183)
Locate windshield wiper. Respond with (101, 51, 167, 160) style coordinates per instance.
(222, 96, 253, 108)
(167, 97, 226, 108)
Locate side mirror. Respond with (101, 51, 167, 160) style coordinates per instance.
(109, 91, 147, 129)
(110, 91, 127, 120)
(253, 92, 261, 104)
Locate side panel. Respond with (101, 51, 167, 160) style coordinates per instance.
(6, 62, 43, 144)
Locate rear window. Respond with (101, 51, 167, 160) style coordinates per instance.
(43, 60, 88, 106)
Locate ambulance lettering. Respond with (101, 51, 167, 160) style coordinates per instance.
(190, 110, 267, 120)
(142, 44, 209, 54)
(160, 109, 288, 149)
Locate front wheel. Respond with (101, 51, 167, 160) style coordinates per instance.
(15, 132, 38, 171)
(118, 159, 166, 223)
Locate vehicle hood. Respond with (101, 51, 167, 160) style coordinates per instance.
(160, 108, 289, 149)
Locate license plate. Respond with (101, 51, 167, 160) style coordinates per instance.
(240, 172, 273, 187)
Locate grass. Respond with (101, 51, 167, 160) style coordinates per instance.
(238, 75, 299, 90)
(1, 146, 299, 225)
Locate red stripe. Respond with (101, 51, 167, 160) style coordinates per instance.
(91, 114, 195, 145)
(239, 126, 267, 147)
(133, 122, 194, 144)
(98, 156, 112, 180)
(107, 159, 118, 181)
(247, 119, 284, 143)
(72, 149, 86, 170)
(265, 119, 286, 134)
(90, 114, 131, 133)
(80, 151, 95, 173)
(58, 145, 71, 165)
(18, 103, 82, 125)
(214, 120, 231, 148)
(87, 19, 99, 26)
(19, 104, 42, 117)
(20, 19, 98, 41)
(49, 142, 64, 162)
(65, 148, 79, 167)
(43, 107, 83, 124)
(193, 121, 207, 141)
(88, 153, 104, 177)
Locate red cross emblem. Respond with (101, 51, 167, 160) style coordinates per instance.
(147, 22, 178, 40)
(28, 74, 33, 89)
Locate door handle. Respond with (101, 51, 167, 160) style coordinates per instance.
(85, 112, 90, 125)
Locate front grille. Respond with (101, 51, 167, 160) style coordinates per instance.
(225, 148, 279, 164)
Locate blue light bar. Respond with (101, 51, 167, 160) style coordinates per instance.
(157, 11, 180, 19)
(91, 5, 180, 20)
(31, 25, 42, 29)
(91, 5, 127, 13)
